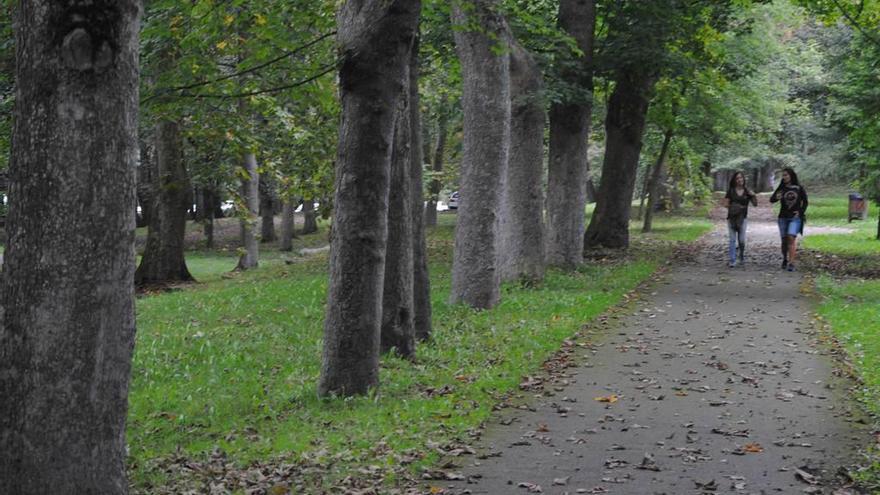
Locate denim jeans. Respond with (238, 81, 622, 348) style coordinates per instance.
(778, 217, 802, 238)
(728, 218, 747, 264)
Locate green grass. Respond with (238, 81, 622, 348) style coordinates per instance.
(127, 210, 708, 492)
(798, 193, 880, 257)
(815, 276, 880, 490)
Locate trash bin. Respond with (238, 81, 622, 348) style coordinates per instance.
(848, 193, 867, 222)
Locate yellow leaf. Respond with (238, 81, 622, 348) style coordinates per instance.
(594, 395, 618, 403)
(224, 14, 235, 26)
(430, 487, 445, 494)
(216, 40, 228, 50)
(255, 13, 267, 25)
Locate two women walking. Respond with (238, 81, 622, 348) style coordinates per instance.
(723, 167, 808, 270)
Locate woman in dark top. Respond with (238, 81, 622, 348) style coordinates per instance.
(770, 167, 808, 271)
(722, 171, 757, 267)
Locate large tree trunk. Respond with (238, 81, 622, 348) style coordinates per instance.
(135, 120, 194, 286)
(279, 200, 296, 251)
(0, 2, 141, 492)
(409, 38, 432, 342)
(236, 153, 259, 270)
(500, 40, 546, 283)
(300, 198, 318, 235)
(259, 174, 277, 243)
(450, 0, 511, 309)
(424, 98, 448, 228)
(381, 97, 415, 358)
(546, 0, 596, 269)
(642, 130, 673, 233)
(318, 0, 420, 397)
(584, 70, 656, 249)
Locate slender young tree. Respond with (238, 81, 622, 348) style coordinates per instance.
(135, 118, 194, 286)
(423, 102, 448, 228)
(0, 1, 141, 492)
(642, 129, 674, 233)
(450, 0, 511, 309)
(546, 0, 597, 268)
(410, 36, 433, 341)
(500, 39, 546, 283)
(236, 152, 260, 270)
(318, 0, 421, 397)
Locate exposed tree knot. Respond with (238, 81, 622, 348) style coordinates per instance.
(62, 28, 114, 71)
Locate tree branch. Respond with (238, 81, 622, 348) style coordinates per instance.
(830, 0, 880, 49)
(173, 64, 337, 99)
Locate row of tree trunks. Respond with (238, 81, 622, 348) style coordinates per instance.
(642, 130, 674, 233)
(450, 0, 511, 309)
(546, 0, 597, 269)
(584, 69, 656, 249)
(318, 0, 421, 397)
(500, 41, 546, 283)
(236, 152, 260, 270)
(0, 1, 142, 491)
(135, 119, 194, 286)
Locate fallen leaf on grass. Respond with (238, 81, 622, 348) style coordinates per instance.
(594, 395, 619, 403)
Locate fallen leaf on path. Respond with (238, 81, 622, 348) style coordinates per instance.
(594, 395, 619, 403)
(552, 476, 570, 486)
(742, 443, 764, 453)
(695, 479, 718, 491)
(795, 467, 819, 485)
(517, 481, 543, 492)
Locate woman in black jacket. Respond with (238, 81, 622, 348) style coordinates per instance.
(770, 167, 809, 271)
(722, 171, 757, 267)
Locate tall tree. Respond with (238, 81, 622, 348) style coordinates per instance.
(135, 118, 194, 286)
(236, 152, 260, 270)
(500, 39, 546, 283)
(0, 1, 141, 491)
(318, 0, 420, 397)
(260, 174, 278, 243)
(546, 0, 597, 268)
(381, 97, 416, 357)
(423, 102, 448, 228)
(450, 0, 511, 309)
(410, 36, 433, 341)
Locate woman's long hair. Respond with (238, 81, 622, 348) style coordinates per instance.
(728, 171, 745, 193)
(781, 167, 800, 186)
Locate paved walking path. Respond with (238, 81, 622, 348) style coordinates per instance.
(438, 206, 869, 495)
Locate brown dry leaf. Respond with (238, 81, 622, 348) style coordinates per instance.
(268, 485, 289, 495)
(742, 443, 763, 453)
(536, 423, 550, 433)
(675, 390, 689, 397)
(594, 395, 619, 403)
(429, 487, 445, 494)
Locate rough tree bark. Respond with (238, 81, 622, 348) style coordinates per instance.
(546, 0, 596, 268)
(236, 153, 260, 270)
(136, 140, 155, 228)
(135, 119, 194, 286)
(381, 97, 415, 358)
(0, 2, 141, 492)
(259, 174, 277, 243)
(450, 0, 511, 309)
(300, 198, 318, 234)
(423, 97, 448, 228)
(409, 38, 432, 341)
(279, 200, 297, 251)
(500, 39, 546, 283)
(584, 70, 656, 249)
(318, 0, 420, 397)
(642, 130, 673, 233)
(202, 186, 217, 248)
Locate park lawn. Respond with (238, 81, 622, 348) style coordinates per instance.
(127, 210, 709, 492)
